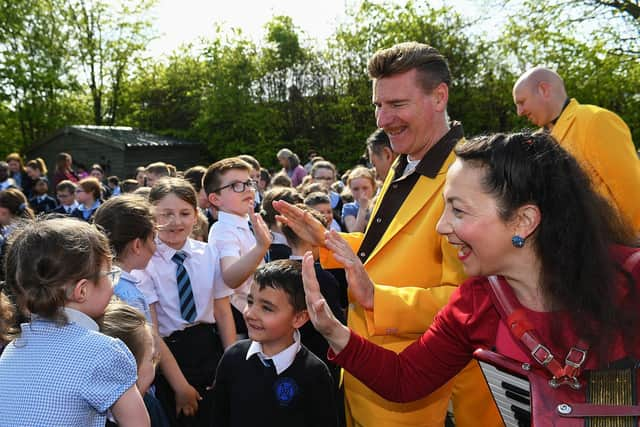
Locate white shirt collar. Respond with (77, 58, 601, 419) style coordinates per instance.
(246, 329, 301, 375)
(155, 237, 192, 262)
(271, 231, 288, 245)
(63, 307, 99, 331)
(289, 255, 304, 261)
(218, 211, 250, 230)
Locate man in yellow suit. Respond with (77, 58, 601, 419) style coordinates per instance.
(276, 42, 501, 427)
(513, 67, 640, 231)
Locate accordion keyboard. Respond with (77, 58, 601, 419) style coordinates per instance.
(478, 360, 532, 427)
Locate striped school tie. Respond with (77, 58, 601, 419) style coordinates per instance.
(171, 250, 197, 322)
(248, 221, 270, 263)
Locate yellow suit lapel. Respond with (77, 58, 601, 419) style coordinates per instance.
(551, 98, 578, 143)
(365, 154, 452, 264)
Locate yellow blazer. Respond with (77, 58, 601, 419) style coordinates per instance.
(552, 99, 640, 231)
(321, 148, 500, 426)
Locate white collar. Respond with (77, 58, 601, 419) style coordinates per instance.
(271, 231, 288, 245)
(156, 238, 192, 263)
(246, 329, 301, 375)
(218, 211, 250, 230)
(288, 255, 304, 261)
(63, 307, 99, 331)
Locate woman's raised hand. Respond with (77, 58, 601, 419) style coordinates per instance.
(302, 252, 351, 353)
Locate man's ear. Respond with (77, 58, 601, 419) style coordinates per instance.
(432, 82, 449, 112)
(537, 81, 552, 99)
(68, 279, 90, 303)
(513, 204, 541, 239)
(292, 310, 310, 329)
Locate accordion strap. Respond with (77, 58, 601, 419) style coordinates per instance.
(488, 275, 588, 385)
(488, 248, 640, 388)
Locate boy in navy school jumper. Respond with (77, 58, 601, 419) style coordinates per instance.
(28, 177, 57, 214)
(203, 157, 272, 337)
(281, 204, 346, 380)
(213, 260, 337, 427)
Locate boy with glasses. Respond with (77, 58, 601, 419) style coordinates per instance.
(53, 180, 79, 215)
(203, 157, 273, 338)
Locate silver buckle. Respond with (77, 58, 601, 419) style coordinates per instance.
(532, 344, 554, 366)
(565, 347, 587, 369)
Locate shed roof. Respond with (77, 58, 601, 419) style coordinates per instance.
(32, 125, 202, 151)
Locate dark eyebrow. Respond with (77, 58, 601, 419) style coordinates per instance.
(257, 297, 276, 308)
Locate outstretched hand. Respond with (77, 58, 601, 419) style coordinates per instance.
(302, 252, 351, 353)
(273, 200, 326, 247)
(325, 230, 375, 310)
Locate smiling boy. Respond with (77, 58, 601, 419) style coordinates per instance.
(212, 260, 337, 427)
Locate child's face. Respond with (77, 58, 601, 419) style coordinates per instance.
(84, 261, 115, 319)
(0, 207, 11, 225)
(136, 170, 146, 186)
(7, 160, 20, 174)
(145, 172, 162, 188)
(57, 190, 75, 206)
(209, 169, 255, 217)
(75, 187, 91, 204)
(26, 166, 40, 179)
(137, 328, 157, 394)
(349, 177, 374, 201)
(34, 181, 48, 195)
(243, 281, 308, 355)
(131, 234, 157, 270)
(311, 202, 333, 228)
(154, 193, 197, 250)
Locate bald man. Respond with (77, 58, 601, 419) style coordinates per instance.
(513, 67, 640, 231)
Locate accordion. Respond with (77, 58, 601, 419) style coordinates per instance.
(475, 349, 640, 427)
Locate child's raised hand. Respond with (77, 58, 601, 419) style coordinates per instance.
(248, 208, 272, 250)
(273, 200, 326, 247)
(325, 230, 375, 310)
(302, 252, 351, 353)
(175, 383, 202, 417)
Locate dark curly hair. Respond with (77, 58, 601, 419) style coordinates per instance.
(455, 131, 638, 357)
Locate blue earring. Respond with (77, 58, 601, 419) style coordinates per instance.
(511, 235, 525, 248)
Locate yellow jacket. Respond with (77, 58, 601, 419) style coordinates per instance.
(552, 99, 640, 231)
(321, 145, 500, 426)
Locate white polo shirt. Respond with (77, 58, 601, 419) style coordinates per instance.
(208, 211, 263, 312)
(134, 238, 232, 337)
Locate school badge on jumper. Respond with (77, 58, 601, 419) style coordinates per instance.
(273, 377, 299, 407)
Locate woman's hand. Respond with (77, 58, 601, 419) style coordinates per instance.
(325, 230, 374, 310)
(302, 252, 351, 353)
(273, 200, 326, 247)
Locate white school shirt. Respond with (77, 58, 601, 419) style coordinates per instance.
(134, 238, 232, 337)
(246, 329, 302, 375)
(208, 211, 263, 312)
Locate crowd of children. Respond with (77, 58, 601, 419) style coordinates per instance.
(0, 141, 391, 426)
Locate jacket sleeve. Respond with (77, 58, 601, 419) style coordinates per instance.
(318, 232, 364, 269)
(583, 110, 640, 231)
(363, 234, 465, 336)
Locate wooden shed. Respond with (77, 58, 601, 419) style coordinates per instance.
(27, 125, 209, 179)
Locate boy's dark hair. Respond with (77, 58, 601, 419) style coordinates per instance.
(121, 179, 139, 193)
(202, 157, 252, 195)
(281, 204, 326, 247)
(366, 128, 392, 156)
(270, 173, 292, 188)
(4, 218, 111, 324)
(94, 194, 155, 260)
(56, 180, 77, 194)
(145, 162, 170, 177)
(304, 191, 331, 207)
(183, 166, 207, 192)
(260, 187, 302, 228)
(254, 260, 306, 312)
(107, 176, 120, 186)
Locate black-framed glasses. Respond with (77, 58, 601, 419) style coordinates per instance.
(213, 179, 257, 193)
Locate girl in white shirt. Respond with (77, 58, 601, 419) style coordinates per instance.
(136, 177, 235, 427)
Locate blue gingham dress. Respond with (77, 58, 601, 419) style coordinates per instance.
(0, 318, 137, 426)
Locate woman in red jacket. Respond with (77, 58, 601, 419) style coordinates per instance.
(301, 132, 640, 413)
